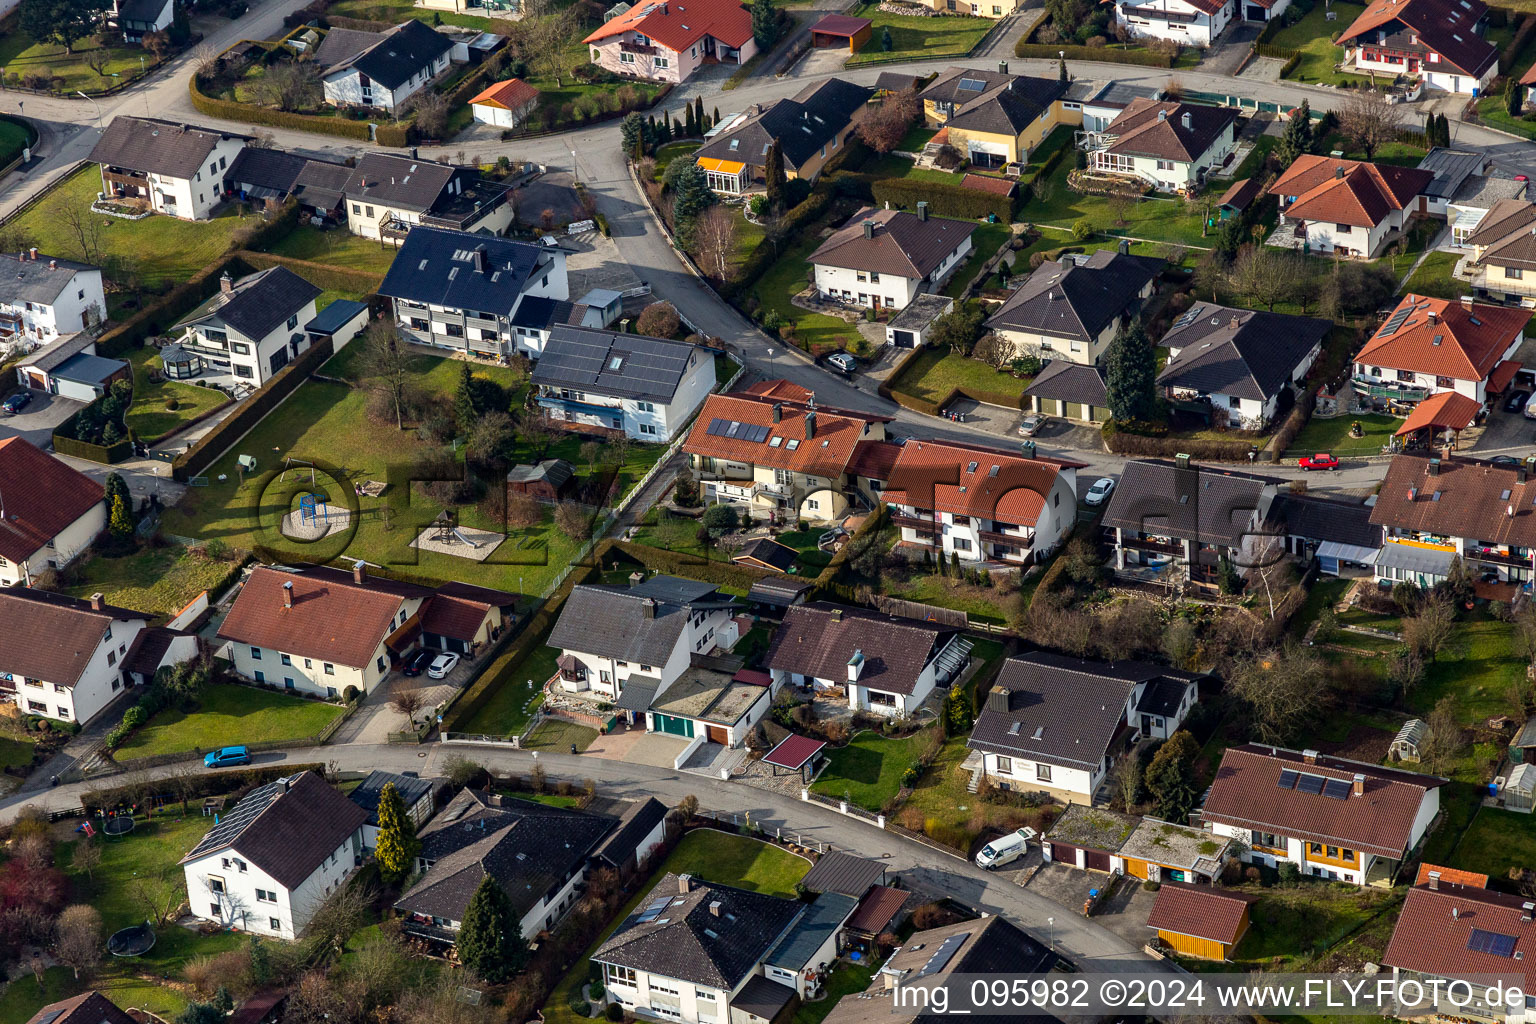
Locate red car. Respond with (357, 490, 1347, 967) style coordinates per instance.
(1298, 453, 1340, 471)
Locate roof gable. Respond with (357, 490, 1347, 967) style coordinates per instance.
(1156, 304, 1330, 402)
(378, 226, 545, 314)
(808, 208, 977, 280)
(1357, 294, 1530, 381)
(763, 602, 952, 696)
(531, 326, 700, 403)
(683, 390, 884, 479)
(987, 250, 1164, 342)
(175, 266, 321, 342)
(584, 0, 753, 53)
(1104, 99, 1236, 163)
(1369, 451, 1536, 546)
(0, 438, 104, 562)
(881, 438, 1072, 525)
(215, 566, 405, 668)
(1337, 0, 1496, 77)
(89, 116, 250, 180)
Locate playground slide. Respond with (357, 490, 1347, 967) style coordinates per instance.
(452, 527, 482, 549)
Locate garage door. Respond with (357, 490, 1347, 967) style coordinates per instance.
(1039, 398, 1062, 416)
(1048, 842, 1080, 867)
(892, 330, 915, 348)
(656, 714, 694, 738)
(706, 725, 729, 745)
(1083, 849, 1112, 872)
(1065, 402, 1086, 421)
(56, 379, 100, 402)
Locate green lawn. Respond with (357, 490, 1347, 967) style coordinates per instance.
(1266, 0, 1373, 86)
(812, 728, 935, 811)
(124, 346, 231, 443)
(265, 224, 399, 275)
(1401, 250, 1463, 300)
(1283, 412, 1402, 458)
(654, 141, 703, 178)
(1289, 577, 1352, 639)
(944, 222, 1012, 299)
(862, 153, 964, 185)
(0, 967, 189, 1024)
(888, 346, 1029, 406)
(0, 31, 156, 96)
(1445, 806, 1536, 882)
(884, 572, 1010, 623)
(756, 232, 865, 354)
(1233, 882, 1399, 966)
(458, 646, 554, 736)
(1314, 130, 1428, 169)
(59, 544, 237, 619)
(10, 165, 248, 285)
(1022, 155, 1213, 247)
(523, 718, 599, 752)
(1477, 93, 1536, 140)
(1416, 619, 1527, 724)
(896, 125, 937, 152)
(847, 4, 993, 64)
(114, 683, 346, 758)
(773, 528, 835, 571)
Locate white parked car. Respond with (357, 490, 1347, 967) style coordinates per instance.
(427, 652, 461, 679)
(975, 826, 1037, 869)
(1083, 477, 1116, 506)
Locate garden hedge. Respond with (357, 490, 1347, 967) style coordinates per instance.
(611, 539, 775, 591)
(171, 336, 335, 482)
(871, 179, 1013, 223)
(1504, 13, 1536, 69)
(1013, 42, 1172, 66)
(1101, 422, 1256, 461)
(52, 429, 132, 464)
(80, 762, 328, 813)
(95, 253, 253, 358)
(236, 249, 385, 293)
(324, 12, 391, 29)
(189, 73, 374, 141)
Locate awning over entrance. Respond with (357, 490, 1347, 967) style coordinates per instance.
(1375, 540, 1456, 575)
(1488, 360, 1523, 395)
(1317, 539, 1380, 565)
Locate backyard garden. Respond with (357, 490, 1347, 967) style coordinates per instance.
(844, 2, 995, 65)
(111, 682, 348, 759)
(59, 543, 243, 619)
(124, 346, 231, 443)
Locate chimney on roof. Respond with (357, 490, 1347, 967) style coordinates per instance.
(1229, 315, 1239, 331)
(987, 686, 1009, 713)
(917, 201, 929, 222)
(1175, 453, 1191, 471)
(1118, 237, 1130, 255)
(28, 247, 37, 261)
(1181, 111, 1191, 130)
(678, 873, 692, 893)
(1525, 456, 1536, 482)
(1428, 310, 1438, 324)
(220, 271, 233, 295)
(1429, 456, 1441, 476)
(1428, 870, 1441, 890)
(1302, 749, 1318, 764)
(90, 593, 104, 612)
(48, 260, 55, 270)
(642, 597, 656, 619)
(1523, 902, 1535, 922)
(999, 60, 1007, 73)
(1158, 110, 1167, 121)
(709, 900, 723, 916)
(353, 560, 366, 585)
(1462, 295, 1474, 310)
(805, 409, 816, 439)
(282, 581, 294, 609)
(831, 607, 842, 622)
(1335, 166, 1344, 179)
(848, 649, 864, 682)
(772, 402, 782, 423)
(863, 220, 874, 240)
(1352, 773, 1365, 796)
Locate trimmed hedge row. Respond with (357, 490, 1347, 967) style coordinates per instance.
(1101, 422, 1256, 461)
(876, 343, 933, 403)
(235, 249, 385, 293)
(1013, 42, 1172, 66)
(172, 336, 335, 482)
(324, 12, 391, 29)
(612, 539, 775, 591)
(53, 430, 132, 464)
(81, 762, 328, 813)
(190, 73, 374, 141)
(871, 178, 1012, 223)
(1503, 13, 1536, 70)
(95, 254, 253, 358)
(376, 122, 412, 148)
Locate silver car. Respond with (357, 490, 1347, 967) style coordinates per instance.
(1084, 477, 1116, 506)
(1018, 413, 1045, 437)
(827, 352, 857, 374)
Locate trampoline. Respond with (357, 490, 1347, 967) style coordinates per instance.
(107, 923, 155, 957)
(102, 815, 136, 837)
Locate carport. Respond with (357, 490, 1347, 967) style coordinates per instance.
(810, 13, 873, 52)
(1395, 391, 1480, 450)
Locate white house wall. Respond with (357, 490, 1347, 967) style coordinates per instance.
(12, 613, 143, 725)
(184, 829, 362, 940)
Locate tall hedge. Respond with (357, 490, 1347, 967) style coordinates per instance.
(870, 179, 1013, 222)
(52, 431, 132, 464)
(94, 254, 254, 358)
(189, 73, 374, 142)
(171, 336, 335, 482)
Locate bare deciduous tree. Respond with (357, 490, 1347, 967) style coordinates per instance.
(359, 321, 412, 430)
(250, 61, 320, 113)
(553, 500, 594, 540)
(54, 905, 102, 980)
(83, 47, 111, 78)
(1227, 244, 1300, 311)
(192, 43, 220, 76)
(505, 491, 543, 530)
(692, 205, 737, 281)
(1337, 89, 1405, 161)
(407, 89, 451, 139)
(854, 87, 920, 154)
(1225, 644, 1327, 745)
(972, 332, 1017, 371)
(129, 872, 185, 927)
(57, 203, 104, 265)
(390, 689, 426, 724)
(70, 840, 102, 883)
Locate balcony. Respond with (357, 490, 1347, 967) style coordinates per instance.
(620, 40, 659, 55)
(1122, 535, 1184, 556)
(380, 219, 411, 241)
(401, 918, 458, 945)
(892, 513, 938, 535)
(101, 167, 148, 189)
(1352, 376, 1431, 402)
(1469, 546, 1532, 569)
(977, 525, 1031, 545)
(1468, 264, 1536, 299)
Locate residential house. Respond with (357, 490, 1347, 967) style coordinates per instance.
(881, 438, 1082, 566)
(0, 249, 104, 345)
(0, 589, 156, 725)
(547, 575, 740, 715)
(591, 797, 670, 876)
(692, 79, 873, 194)
(1155, 303, 1330, 429)
(90, 116, 251, 221)
(181, 771, 368, 940)
(1061, 78, 1166, 132)
(341, 153, 514, 243)
(1367, 451, 1536, 589)
(746, 576, 814, 616)
(596, 872, 856, 1021)
(1352, 293, 1529, 406)
(967, 651, 1201, 802)
(809, 206, 976, 311)
(1044, 806, 1231, 880)
(532, 326, 715, 441)
(121, 626, 201, 687)
(225, 148, 352, 224)
(166, 268, 321, 388)
(507, 294, 615, 356)
(26, 992, 137, 1024)
(469, 77, 540, 128)
(1023, 361, 1112, 424)
(913, 0, 1023, 16)
(1264, 490, 1383, 575)
(1415, 146, 1498, 219)
(987, 249, 1165, 365)
(1111, 0, 1234, 48)
(1082, 99, 1238, 192)
(763, 602, 970, 716)
(1337, 0, 1497, 93)
(13, 334, 128, 402)
(377, 227, 568, 357)
(584, 0, 756, 84)
(348, 770, 443, 849)
(1447, 173, 1527, 245)
(106, 0, 172, 42)
(821, 917, 1058, 1024)
(1383, 874, 1536, 1020)
(798, 852, 888, 899)
(1202, 744, 1445, 885)
(1146, 883, 1256, 961)
(395, 788, 620, 943)
(1268, 154, 1435, 258)
(1463, 198, 1536, 303)
(645, 656, 774, 746)
(683, 386, 891, 520)
(917, 68, 1068, 167)
(314, 20, 454, 111)
(217, 562, 517, 698)
(0, 437, 105, 587)
(885, 293, 953, 349)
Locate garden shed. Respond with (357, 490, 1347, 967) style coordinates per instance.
(1503, 762, 1535, 813)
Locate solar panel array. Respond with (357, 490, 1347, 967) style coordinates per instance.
(705, 418, 771, 443)
(1277, 769, 1346, 798)
(1468, 928, 1518, 957)
(1378, 303, 1420, 337)
(532, 326, 693, 401)
(183, 776, 294, 861)
(635, 894, 672, 924)
(958, 77, 986, 91)
(1172, 305, 1206, 331)
(917, 932, 971, 977)
(1322, 778, 1351, 800)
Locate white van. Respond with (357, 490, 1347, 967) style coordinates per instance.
(974, 826, 1037, 869)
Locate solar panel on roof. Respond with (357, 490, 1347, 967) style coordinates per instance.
(1297, 773, 1326, 795)
(1173, 305, 1205, 330)
(1277, 769, 1299, 789)
(184, 777, 292, 861)
(33, 1010, 65, 1024)
(1380, 306, 1413, 335)
(1322, 779, 1351, 800)
(958, 78, 986, 91)
(707, 418, 729, 436)
(635, 895, 671, 924)
(918, 932, 970, 976)
(1468, 929, 1518, 957)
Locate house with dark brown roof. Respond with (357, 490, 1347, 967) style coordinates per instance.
(1269, 154, 1435, 258)
(1085, 99, 1238, 193)
(316, 19, 454, 113)
(918, 68, 1069, 167)
(967, 651, 1201, 802)
(180, 771, 368, 939)
(1202, 744, 1446, 885)
(1353, 293, 1529, 407)
(341, 154, 514, 244)
(809, 206, 977, 311)
(1146, 882, 1256, 960)
(0, 437, 105, 588)
(26, 991, 137, 1024)
(217, 562, 516, 699)
(1463, 198, 1536, 304)
(764, 602, 969, 716)
(89, 116, 251, 221)
(987, 248, 1164, 366)
(1338, 0, 1497, 94)
(1383, 874, 1536, 1015)
(692, 79, 873, 194)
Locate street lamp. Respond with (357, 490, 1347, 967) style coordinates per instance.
(570, 147, 579, 186)
(1046, 916, 1055, 953)
(77, 91, 102, 131)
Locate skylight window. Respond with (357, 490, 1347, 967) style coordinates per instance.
(769, 437, 783, 447)
(609, 355, 624, 371)
(786, 439, 800, 450)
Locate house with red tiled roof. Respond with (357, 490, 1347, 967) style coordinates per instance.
(1269, 154, 1435, 257)
(1338, 0, 1497, 94)
(1383, 876, 1536, 1018)
(1353, 293, 1529, 407)
(809, 206, 977, 311)
(217, 563, 517, 698)
(0, 437, 105, 587)
(469, 78, 540, 130)
(882, 438, 1082, 565)
(1202, 744, 1446, 885)
(683, 385, 891, 521)
(1146, 882, 1256, 961)
(1111, 0, 1234, 48)
(583, 0, 755, 84)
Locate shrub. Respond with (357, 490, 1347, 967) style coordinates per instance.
(870, 178, 1012, 222)
(605, 1004, 624, 1022)
(164, 397, 180, 411)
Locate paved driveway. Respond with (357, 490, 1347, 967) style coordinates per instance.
(1471, 402, 1535, 456)
(1198, 21, 1261, 76)
(0, 392, 85, 449)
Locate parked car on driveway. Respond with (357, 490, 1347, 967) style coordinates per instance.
(1083, 477, 1116, 505)
(402, 649, 433, 677)
(1505, 390, 1532, 414)
(427, 652, 460, 679)
(826, 352, 857, 374)
(205, 746, 251, 769)
(1, 392, 32, 415)
(1018, 413, 1045, 437)
(1298, 453, 1340, 471)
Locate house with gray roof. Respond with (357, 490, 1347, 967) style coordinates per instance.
(692, 78, 873, 194)
(1155, 303, 1330, 428)
(167, 267, 321, 388)
(0, 250, 105, 349)
(106, 0, 171, 42)
(347, 769, 443, 849)
(90, 116, 251, 221)
(1023, 360, 1110, 425)
(810, 205, 976, 311)
(988, 248, 1164, 365)
(341, 153, 514, 243)
(532, 326, 715, 442)
(548, 575, 741, 718)
(226, 148, 351, 222)
(966, 651, 1202, 803)
(180, 771, 367, 940)
(317, 19, 454, 113)
(378, 226, 568, 357)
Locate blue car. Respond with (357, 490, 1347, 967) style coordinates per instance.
(204, 745, 251, 769)
(1, 391, 32, 415)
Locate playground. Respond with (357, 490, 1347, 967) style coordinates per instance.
(408, 510, 506, 562)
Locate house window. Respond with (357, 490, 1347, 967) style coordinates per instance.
(304, 659, 312, 669)
(640, 424, 658, 436)
(953, 538, 973, 552)
(366, 206, 375, 218)
(281, 654, 291, 665)
(1334, 223, 1352, 233)
(352, 203, 362, 214)
(637, 401, 655, 412)
(254, 670, 265, 683)
(806, 499, 821, 511)
(1036, 763, 1052, 782)
(107, 651, 116, 666)
(868, 691, 896, 707)
(270, 918, 281, 931)
(26, 700, 44, 713)
(641, 665, 652, 672)
(57, 707, 69, 719)
(209, 876, 226, 894)
(377, 656, 387, 672)
(654, 56, 670, 68)
(287, 314, 299, 330)
(608, 965, 637, 985)
(1156, 159, 1174, 170)
(620, 51, 635, 63)
(234, 364, 253, 379)
(324, 663, 335, 675)
(256, 889, 276, 903)
(1509, 267, 1524, 280)
(1436, 375, 1453, 388)
(995, 756, 1013, 774)
(250, 647, 262, 660)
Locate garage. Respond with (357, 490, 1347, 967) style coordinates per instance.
(655, 713, 695, 738)
(423, 633, 468, 654)
(1065, 402, 1087, 420)
(892, 330, 915, 348)
(1047, 841, 1080, 867)
(1037, 398, 1062, 415)
(706, 724, 729, 745)
(1083, 849, 1113, 872)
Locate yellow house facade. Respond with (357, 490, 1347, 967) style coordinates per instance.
(916, 0, 1023, 17)
(919, 68, 1071, 167)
